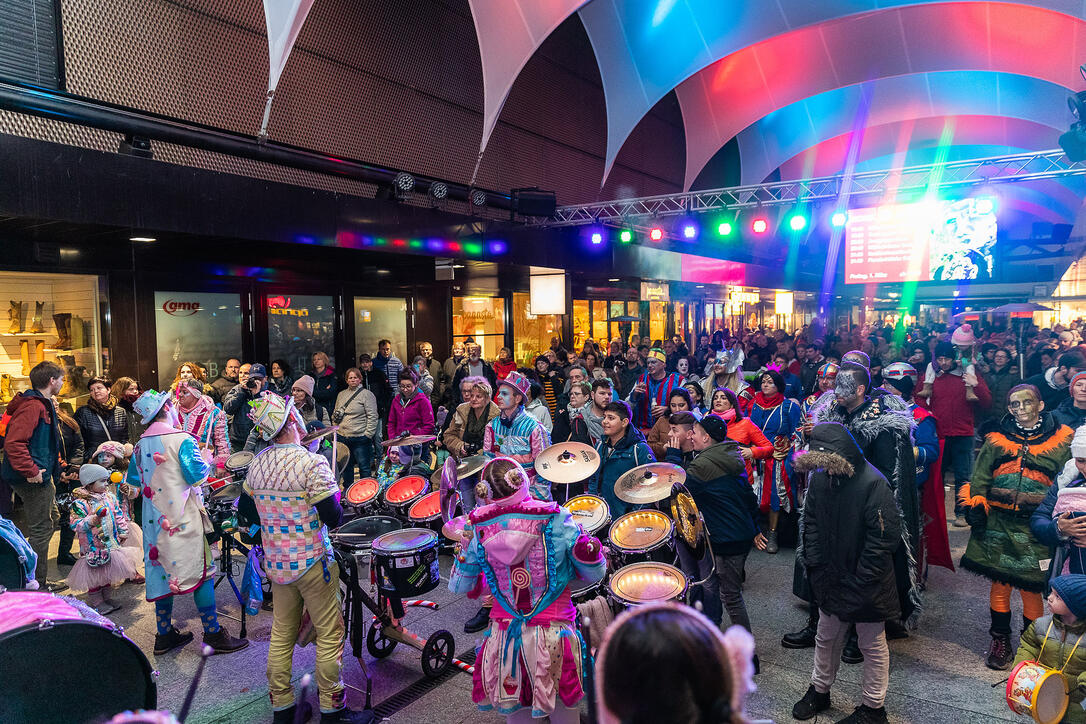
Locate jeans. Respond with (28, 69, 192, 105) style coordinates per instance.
(268, 561, 347, 713)
(700, 552, 752, 633)
(811, 610, 889, 709)
(341, 436, 374, 487)
(8, 476, 59, 587)
(943, 435, 974, 514)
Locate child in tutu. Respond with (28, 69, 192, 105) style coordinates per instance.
(94, 440, 144, 582)
(68, 463, 142, 614)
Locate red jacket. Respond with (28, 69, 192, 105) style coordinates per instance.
(494, 359, 518, 380)
(387, 391, 435, 439)
(722, 415, 774, 483)
(926, 370, 991, 438)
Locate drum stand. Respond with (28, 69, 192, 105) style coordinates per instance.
(212, 528, 252, 638)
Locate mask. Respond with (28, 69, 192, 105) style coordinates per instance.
(834, 373, 859, 402)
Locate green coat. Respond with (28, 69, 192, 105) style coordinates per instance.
(1014, 614, 1086, 723)
(960, 414, 1073, 592)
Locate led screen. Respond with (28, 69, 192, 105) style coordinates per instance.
(844, 198, 996, 283)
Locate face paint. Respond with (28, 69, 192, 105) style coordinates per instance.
(97, 453, 115, 467)
(834, 372, 860, 403)
(496, 388, 515, 408)
(1008, 389, 1042, 428)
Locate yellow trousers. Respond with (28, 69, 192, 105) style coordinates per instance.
(267, 560, 347, 713)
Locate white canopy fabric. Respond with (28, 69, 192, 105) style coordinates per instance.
(260, 0, 315, 137)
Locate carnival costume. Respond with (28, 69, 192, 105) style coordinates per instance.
(484, 371, 552, 501)
(630, 350, 684, 430)
(449, 458, 606, 719)
(700, 345, 753, 415)
(748, 390, 801, 513)
(177, 392, 229, 469)
(67, 464, 141, 594)
(94, 440, 144, 558)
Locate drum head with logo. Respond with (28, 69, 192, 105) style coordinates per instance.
(609, 509, 673, 553)
(566, 495, 610, 536)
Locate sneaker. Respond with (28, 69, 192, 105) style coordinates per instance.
(464, 606, 490, 634)
(986, 633, 1013, 670)
(792, 685, 831, 720)
(154, 626, 194, 655)
(953, 515, 968, 528)
(320, 707, 378, 723)
(202, 627, 250, 655)
(836, 704, 889, 723)
(273, 702, 312, 724)
(765, 529, 779, 554)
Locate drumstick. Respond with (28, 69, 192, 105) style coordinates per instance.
(178, 645, 213, 721)
(579, 615, 598, 724)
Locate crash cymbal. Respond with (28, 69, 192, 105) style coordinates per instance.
(300, 425, 339, 445)
(456, 454, 488, 478)
(534, 442, 600, 484)
(670, 483, 704, 549)
(441, 514, 470, 542)
(380, 434, 437, 448)
(614, 463, 686, 504)
(210, 482, 242, 500)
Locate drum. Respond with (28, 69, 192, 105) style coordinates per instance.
(407, 491, 443, 534)
(331, 516, 403, 560)
(607, 562, 689, 608)
(1006, 660, 1069, 724)
(0, 591, 157, 722)
(345, 478, 380, 513)
(565, 494, 610, 537)
(384, 475, 428, 516)
(608, 509, 675, 566)
(225, 450, 254, 483)
(371, 528, 441, 597)
(571, 578, 605, 606)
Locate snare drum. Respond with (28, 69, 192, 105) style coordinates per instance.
(0, 591, 157, 721)
(345, 478, 380, 513)
(225, 450, 254, 482)
(565, 494, 610, 537)
(331, 515, 403, 562)
(384, 475, 428, 516)
(608, 509, 675, 566)
(407, 490, 443, 534)
(607, 562, 689, 608)
(371, 528, 441, 597)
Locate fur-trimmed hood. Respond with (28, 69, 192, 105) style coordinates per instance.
(793, 422, 863, 479)
(810, 393, 916, 448)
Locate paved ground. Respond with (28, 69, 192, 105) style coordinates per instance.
(21, 491, 1028, 723)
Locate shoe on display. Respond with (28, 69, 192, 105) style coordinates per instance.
(464, 606, 490, 634)
(154, 626, 194, 655)
(792, 685, 831, 720)
(52, 312, 72, 350)
(835, 704, 889, 724)
(28, 301, 44, 334)
(8, 300, 23, 334)
(203, 627, 250, 654)
(273, 701, 312, 724)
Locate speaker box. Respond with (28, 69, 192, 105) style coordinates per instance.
(514, 190, 557, 217)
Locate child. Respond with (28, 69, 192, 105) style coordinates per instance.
(375, 445, 411, 495)
(1013, 574, 1086, 721)
(94, 441, 144, 571)
(919, 324, 979, 401)
(68, 464, 142, 614)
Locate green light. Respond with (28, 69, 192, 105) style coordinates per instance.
(374, 237, 387, 246)
(409, 239, 423, 249)
(717, 222, 733, 236)
(463, 241, 483, 255)
(619, 230, 632, 243)
(789, 214, 807, 231)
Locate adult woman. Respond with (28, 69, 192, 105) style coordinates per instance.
(494, 347, 517, 380)
(442, 376, 499, 459)
(176, 379, 229, 469)
(646, 388, 697, 459)
(169, 361, 215, 402)
(583, 351, 600, 377)
(747, 369, 802, 553)
(685, 380, 707, 416)
(111, 376, 144, 440)
(290, 374, 330, 429)
(449, 458, 606, 723)
(596, 602, 755, 724)
(74, 377, 130, 454)
(54, 401, 85, 567)
(708, 387, 773, 486)
(534, 355, 562, 417)
(334, 367, 379, 486)
(308, 351, 339, 419)
(552, 380, 593, 444)
(267, 359, 294, 397)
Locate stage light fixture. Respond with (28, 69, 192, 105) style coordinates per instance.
(429, 181, 448, 200)
(619, 229, 633, 243)
(831, 211, 848, 228)
(470, 189, 487, 206)
(1070, 91, 1086, 120)
(788, 214, 807, 231)
(649, 227, 664, 241)
(591, 232, 603, 245)
(394, 172, 415, 193)
(682, 223, 697, 239)
(975, 197, 994, 215)
(752, 218, 768, 234)
(717, 222, 733, 236)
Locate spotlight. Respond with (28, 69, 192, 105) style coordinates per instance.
(619, 230, 633, 243)
(429, 181, 448, 200)
(975, 197, 994, 215)
(1069, 91, 1086, 121)
(752, 218, 768, 234)
(682, 223, 698, 239)
(717, 222, 733, 236)
(649, 227, 664, 241)
(470, 189, 487, 207)
(1059, 124, 1086, 162)
(394, 172, 415, 193)
(788, 214, 807, 231)
(831, 211, 848, 228)
(591, 232, 603, 245)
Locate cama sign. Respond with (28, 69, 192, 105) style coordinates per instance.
(161, 299, 202, 317)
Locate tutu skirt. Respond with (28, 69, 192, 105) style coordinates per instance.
(67, 552, 140, 593)
(121, 526, 145, 572)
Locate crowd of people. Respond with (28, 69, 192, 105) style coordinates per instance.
(8, 317, 1086, 722)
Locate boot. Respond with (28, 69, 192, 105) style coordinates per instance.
(0, 374, 11, 404)
(19, 340, 30, 376)
(69, 315, 84, 350)
(986, 633, 1013, 670)
(202, 626, 249, 654)
(28, 301, 44, 334)
(34, 339, 44, 364)
(464, 605, 490, 634)
(841, 626, 864, 664)
(792, 685, 831, 720)
(273, 702, 312, 724)
(782, 606, 819, 649)
(835, 704, 889, 724)
(57, 367, 78, 398)
(766, 528, 779, 554)
(52, 313, 71, 350)
(8, 300, 22, 334)
(885, 618, 909, 640)
(154, 626, 194, 655)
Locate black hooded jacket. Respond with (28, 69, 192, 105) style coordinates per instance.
(797, 422, 903, 623)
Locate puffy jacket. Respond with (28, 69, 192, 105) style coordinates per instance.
(74, 400, 129, 454)
(388, 390, 435, 439)
(449, 358, 497, 407)
(928, 369, 991, 437)
(309, 366, 341, 418)
(333, 386, 378, 438)
(588, 425, 655, 517)
(798, 422, 903, 623)
(1053, 398, 1086, 430)
(685, 439, 757, 555)
(1, 390, 61, 483)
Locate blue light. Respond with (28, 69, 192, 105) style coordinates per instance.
(683, 224, 697, 239)
(789, 214, 807, 231)
(591, 232, 603, 245)
(488, 240, 507, 254)
(831, 212, 847, 228)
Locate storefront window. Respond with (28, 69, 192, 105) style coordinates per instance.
(354, 297, 408, 363)
(648, 302, 667, 344)
(267, 294, 335, 377)
(511, 292, 561, 365)
(154, 291, 242, 390)
(453, 296, 505, 361)
(591, 301, 608, 347)
(572, 300, 590, 351)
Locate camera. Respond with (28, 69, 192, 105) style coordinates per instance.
(613, 360, 626, 370)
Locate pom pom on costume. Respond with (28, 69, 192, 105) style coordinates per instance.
(572, 535, 603, 564)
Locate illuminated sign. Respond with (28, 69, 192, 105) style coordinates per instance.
(161, 300, 201, 317)
(640, 282, 670, 302)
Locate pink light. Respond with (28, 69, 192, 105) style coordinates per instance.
(752, 218, 768, 234)
(649, 228, 664, 241)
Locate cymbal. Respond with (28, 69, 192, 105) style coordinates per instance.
(441, 514, 470, 542)
(457, 454, 488, 478)
(670, 483, 705, 549)
(210, 482, 242, 500)
(534, 442, 600, 484)
(300, 425, 339, 445)
(380, 434, 437, 448)
(614, 463, 686, 504)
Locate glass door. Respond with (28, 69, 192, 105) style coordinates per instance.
(452, 296, 506, 361)
(266, 294, 336, 380)
(354, 297, 409, 364)
(153, 291, 244, 390)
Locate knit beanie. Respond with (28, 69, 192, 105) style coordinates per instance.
(292, 374, 315, 396)
(1070, 371, 1086, 392)
(78, 463, 111, 488)
(951, 324, 976, 346)
(1072, 425, 1086, 458)
(934, 341, 956, 360)
(1051, 574, 1086, 619)
(697, 415, 728, 443)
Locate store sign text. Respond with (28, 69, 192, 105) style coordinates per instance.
(269, 307, 309, 317)
(162, 300, 202, 317)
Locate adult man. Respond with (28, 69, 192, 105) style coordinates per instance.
(224, 362, 269, 450)
(663, 411, 699, 467)
(1053, 371, 1086, 430)
(1, 361, 66, 590)
(449, 343, 497, 406)
(982, 348, 1019, 430)
(927, 341, 992, 527)
(627, 348, 684, 431)
(356, 353, 391, 423)
(588, 401, 655, 518)
(388, 370, 435, 440)
(482, 371, 550, 501)
(603, 339, 624, 369)
(127, 390, 247, 655)
(791, 423, 903, 724)
(373, 340, 403, 399)
(772, 351, 803, 399)
(586, 378, 612, 444)
(416, 341, 444, 408)
(210, 358, 241, 401)
(239, 395, 371, 724)
(959, 384, 1073, 670)
(1026, 350, 1086, 410)
(614, 345, 643, 398)
(663, 338, 680, 373)
(443, 340, 466, 399)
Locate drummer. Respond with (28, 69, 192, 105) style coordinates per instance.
(237, 394, 370, 724)
(587, 401, 655, 519)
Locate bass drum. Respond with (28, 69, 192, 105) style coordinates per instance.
(0, 591, 156, 722)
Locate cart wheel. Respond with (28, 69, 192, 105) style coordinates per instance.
(366, 622, 397, 658)
(421, 630, 454, 678)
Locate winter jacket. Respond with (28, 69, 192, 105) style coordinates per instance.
(442, 401, 499, 457)
(798, 422, 903, 623)
(333, 386, 379, 439)
(1026, 367, 1072, 411)
(74, 399, 130, 454)
(387, 390, 435, 439)
(685, 439, 757, 556)
(1014, 614, 1086, 722)
(309, 366, 340, 418)
(494, 359, 518, 380)
(927, 368, 991, 437)
(267, 374, 294, 397)
(525, 398, 553, 433)
(420, 357, 444, 407)
(223, 381, 268, 449)
(645, 414, 673, 460)
(588, 425, 655, 517)
(356, 367, 390, 417)
(372, 353, 403, 397)
(1, 390, 61, 483)
(723, 416, 774, 484)
(911, 405, 939, 488)
(1031, 467, 1086, 584)
(449, 358, 498, 407)
(615, 364, 644, 399)
(982, 364, 1019, 425)
(210, 375, 237, 403)
(551, 408, 592, 446)
(1053, 398, 1086, 430)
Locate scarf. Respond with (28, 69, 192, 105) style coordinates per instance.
(717, 408, 737, 421)
(753, 391, 784, 408)
(87, 395, 117, 416)
(464, 404, 491, 445)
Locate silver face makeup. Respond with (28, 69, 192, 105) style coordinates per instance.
(833, 372, 860, 404)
